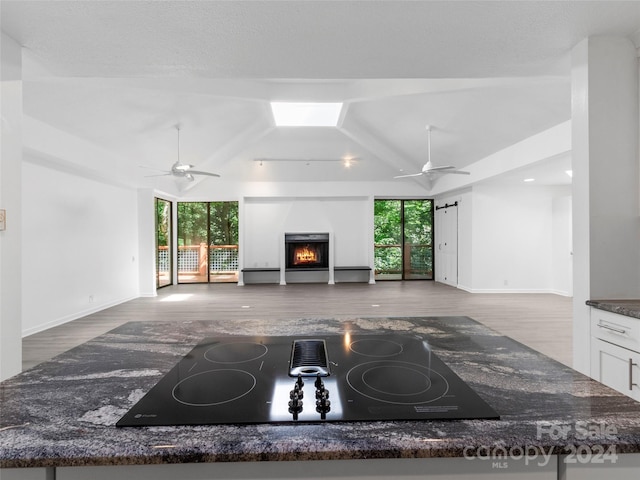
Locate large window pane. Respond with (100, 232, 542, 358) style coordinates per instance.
(177, 202, 209, 283)
(209, 202, 239, 283)
(155, 198, 173, 288)
(403, 200, 433, 280)
(374, 199, 433, 280)
(374, 200, 403, 280)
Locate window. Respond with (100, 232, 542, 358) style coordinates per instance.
(177, 202, 239, 283)
(374, 199, 433, 280)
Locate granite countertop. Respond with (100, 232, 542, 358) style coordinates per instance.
(2, 316, 640, 469)
(587, 299, 640, 319)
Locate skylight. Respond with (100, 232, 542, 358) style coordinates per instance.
(270, 102, 343, 127)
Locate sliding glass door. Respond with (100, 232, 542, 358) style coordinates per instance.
(177, 202, 209, 283)
(374, 199, 433, 280)
(155, 198, 173, 288)
(177, 201, 239, 284)
(374, 200, 403, 280)
(403, 200, 434, 280)
(208, 202, 239, 283)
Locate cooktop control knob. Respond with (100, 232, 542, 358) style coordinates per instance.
(316, 391, 331, 418)
(315, 388, 329, 400)
(288, 392, 303, 419)
(290, 383, 303, 400)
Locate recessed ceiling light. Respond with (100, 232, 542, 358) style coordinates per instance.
(524, 178, 535, 182)
(343, 157, 355, 168)
(565, 170, 573, 178)
(270, 102, 343, 127)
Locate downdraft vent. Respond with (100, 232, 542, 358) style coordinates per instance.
(289, 339, 330, 377)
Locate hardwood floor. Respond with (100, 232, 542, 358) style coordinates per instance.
(22, 281, 573, 370)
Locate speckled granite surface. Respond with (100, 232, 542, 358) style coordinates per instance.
(2, 316, 640, 469)
(587, 300, 640, 319)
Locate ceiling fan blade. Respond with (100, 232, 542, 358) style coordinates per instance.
(394, 172, 424, 179)
(187, 170, 221, 177)
(144, 172, 172, 177)
(425, 169, 470, 176)
(424, 165, 455, 172)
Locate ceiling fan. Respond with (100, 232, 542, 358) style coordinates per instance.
(143, 125, 220, 182)
(394, 125, 469, 179)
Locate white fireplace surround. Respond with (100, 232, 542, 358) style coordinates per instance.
(238, 196, 374, 285)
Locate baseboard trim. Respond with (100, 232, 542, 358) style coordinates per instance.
(22, 294, 139, 337)
(457, 285, 572, 296)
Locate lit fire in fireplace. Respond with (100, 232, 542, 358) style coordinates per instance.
(294, 245, 318, 265)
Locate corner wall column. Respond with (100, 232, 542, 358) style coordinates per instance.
(571, 36, 640, 374)
(137, 188, 157, 297)
(0, 32, 23, 381)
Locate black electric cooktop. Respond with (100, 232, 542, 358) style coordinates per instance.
(117, 334, 499, 426)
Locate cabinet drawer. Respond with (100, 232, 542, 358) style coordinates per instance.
(591, 309, 640, 353)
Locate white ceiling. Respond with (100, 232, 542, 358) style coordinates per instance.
(2, 1, 640, 194)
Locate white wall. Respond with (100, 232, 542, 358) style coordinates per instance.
(471, 185, 552, 292)
(1, 31, 23, 380)
(183, 179, 429, 201)
(436, 185, 572, 295)
(21, 158, 140, 336)
(137, 188, 158, 296)
(551, 194, 573, 296)
(242, 196, 370, 270)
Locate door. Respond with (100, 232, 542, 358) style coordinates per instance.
(208, 201, 239, 283)
(374, 199, 433, 280)
(403, 200, 433, 280)
(177, 202, 209, 283)
(435, 204, 458, 286)
(155, 198, 173, 288)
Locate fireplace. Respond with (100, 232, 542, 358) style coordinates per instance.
(285, 233, 329, 270)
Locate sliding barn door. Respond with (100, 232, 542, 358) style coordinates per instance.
(435, 205, 458, 287)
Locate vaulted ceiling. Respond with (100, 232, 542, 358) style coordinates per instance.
(2, 1, 640, 195)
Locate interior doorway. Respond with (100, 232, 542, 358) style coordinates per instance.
(435, 202, 458, 287)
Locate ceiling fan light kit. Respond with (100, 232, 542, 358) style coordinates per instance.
(394, 125, 469, 179)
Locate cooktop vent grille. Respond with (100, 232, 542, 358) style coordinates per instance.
(290, 339, 330, 377)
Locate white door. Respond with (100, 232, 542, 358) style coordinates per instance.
(435, 205, 458, 287)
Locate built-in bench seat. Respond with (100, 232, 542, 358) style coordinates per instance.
(240, 266, 373, 285)
(241, 268, 281, 285)
(241, 268, 280, 272)
(333, 266, 371, 271)
(334, 266, 372, 283)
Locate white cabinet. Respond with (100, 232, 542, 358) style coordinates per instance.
(564, 452, 640, 479)
(590, 309, 640, 401)
(55, 457, 557, 480)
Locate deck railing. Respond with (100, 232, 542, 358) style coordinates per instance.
(374, 243, 432, 276)
(157, 244, 239, 275)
